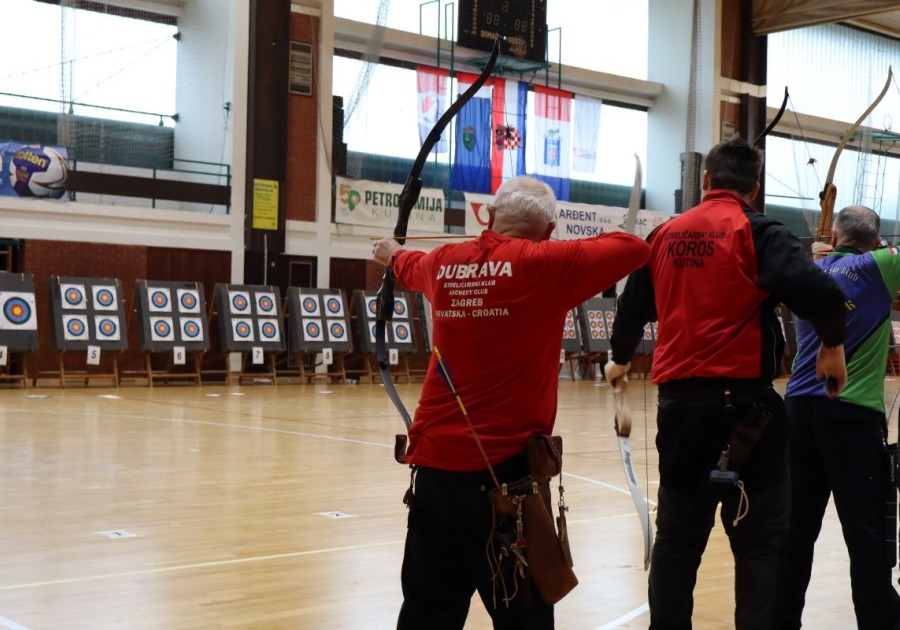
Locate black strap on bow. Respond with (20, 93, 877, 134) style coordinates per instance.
(375, 37, 502, 430)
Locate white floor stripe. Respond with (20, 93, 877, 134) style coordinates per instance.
(593, 602, 650, 629)
(564, 472, 658, 507)
(0, 614, 29, 630)
(0, 540, 403, 592)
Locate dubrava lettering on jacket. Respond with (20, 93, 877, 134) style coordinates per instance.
(436, 261, 513, 280)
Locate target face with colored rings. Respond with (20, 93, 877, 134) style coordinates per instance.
(182, 319, 202, 339)
(230, 293, 250, 313)
(179, 291, 198, 311)
(328, 321, 346, 340)
(393, 299, 407, 316)
(305, 321, 321, 338)
(97, 318, 118, 337)
(302, 296, 319, 315)
(366, 298, 378, 316)
(234, 321, 253, 339)
(62, 285, 85, 308)
(325, 296, 343, 315)
(65, 317, 86, 337)
(3, 297, 31, 325)
(259, 320, 279, 339)
(257, 294, 276, 313)
(150, 290, 170, 310)
(95, 288, 116, 309)
(393, 323, 410, 342)
(154, 320, 171, 336)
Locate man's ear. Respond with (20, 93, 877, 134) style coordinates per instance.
(701, 170, 711, 192)
(542, 221, 556, 242)
(746, 181, 761, 202)
(487, 205, 496, 230)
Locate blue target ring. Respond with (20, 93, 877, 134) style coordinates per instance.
(96, 289, 115, 308)
(367, 300, 378, 316)
(326, 297, 341, 314)
(393, 301, 406, 316)
(153, 320, 171, 337)
(302, 297, 318, 313)
(329, 322, 345, 338)
(97, 318, 118, 337)
(395, 325, 410, 340)
(183, 321, 201, 338)
(232, 295, 249, 312)
(66, 318, 85, 336)
(258, 295, 275, 313)
(151, 290, 169, 309)
(180, 292, 198, 310)
(260, 322, 277, 339)
(305, 322, 321, 337)
(64, 288, 84, 306)
(3, 297, 31, 324)
(234, 321, 252, 338)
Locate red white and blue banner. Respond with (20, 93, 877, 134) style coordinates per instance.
(491, 78, 528, 193)
(450, 72, 493, 194)
(416, 66, 449, 154)
(573, 94, 602, 173)
(0, 142, 69, 199)
(533, 85, 572, 201)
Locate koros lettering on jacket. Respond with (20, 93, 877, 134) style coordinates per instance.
(436, 261, 513, 280)
(664, 230, 725, 269)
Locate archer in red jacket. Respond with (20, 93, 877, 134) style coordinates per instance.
(606, 136, 847, 630)
(373, 175, 650, 630)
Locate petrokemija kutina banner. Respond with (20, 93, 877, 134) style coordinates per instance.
(0, 142, 69, 199)
(335, 177, 446, 233)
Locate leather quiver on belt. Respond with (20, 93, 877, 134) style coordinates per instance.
(487, 435, 577, 605)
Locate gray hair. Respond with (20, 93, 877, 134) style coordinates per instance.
(834, 205, 880, 250)
(492, 176, 557, 228)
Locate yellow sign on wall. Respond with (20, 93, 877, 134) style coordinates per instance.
(252, 179, 279, 230)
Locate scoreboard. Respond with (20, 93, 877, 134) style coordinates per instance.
(457, 0, 547, 62)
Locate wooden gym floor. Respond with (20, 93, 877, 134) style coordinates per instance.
(0, 375, 893, 629)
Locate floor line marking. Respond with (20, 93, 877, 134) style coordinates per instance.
(594, 602, 650, 629)
(0, 614, 29, 630)
(564, 472, 659, 507)
(0, 540, 403, 592)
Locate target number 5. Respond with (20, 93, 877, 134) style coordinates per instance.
(87, 345, 101, 365)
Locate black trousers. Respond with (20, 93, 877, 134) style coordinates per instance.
(396, 454, 554, 630)
(650, 382, 790, 630)
(776, 396, 900, 630)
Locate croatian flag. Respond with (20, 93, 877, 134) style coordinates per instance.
(416, 65, 449, 153)
(491, 78, 528, 193)
(533, 85, 573, 201)
(450, 72, 492, 194)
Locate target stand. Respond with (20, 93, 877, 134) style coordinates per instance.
(346, 290, 418, 384)
(0, 273, 40, 388)
(282, 288, 354, 383)
(131, 281, 210, 386)
(209, 284, 286, 385)
(43, 276, 128, 388)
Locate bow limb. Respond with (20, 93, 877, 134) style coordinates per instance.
(612, 153, 653, 569)
(817, 67, 893, 245)
(375, 37, 502, 432)
(753, 86, 789, 148)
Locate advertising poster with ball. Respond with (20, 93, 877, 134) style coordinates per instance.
(0, 142, 69, 199)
